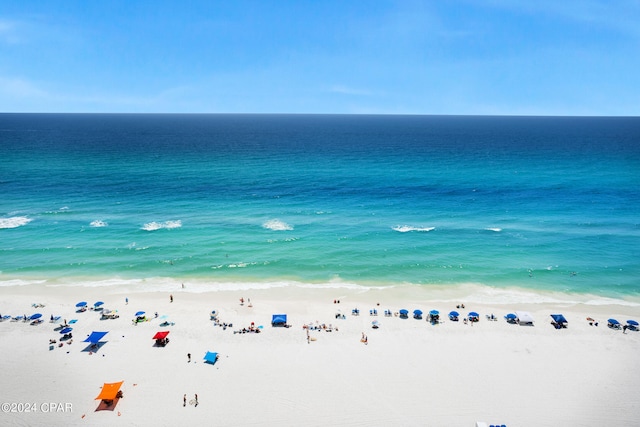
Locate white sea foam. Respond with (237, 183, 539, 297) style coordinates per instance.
(485, 227, 502, 232)
(263, 219, 293, 231)
(90, 220, 108, 228)
(0, 278, 47, 287)
(0, 216, 32, 229)
(142, 220, 182, 231)
(392, 225, 435, 233)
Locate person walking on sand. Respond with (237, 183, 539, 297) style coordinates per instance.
(183, 394, 186, 407)
(125, 297, 128, 305)
(170, 294, 173, 303)
(187, 353, 191, 363)
(194, 394, 198, 407)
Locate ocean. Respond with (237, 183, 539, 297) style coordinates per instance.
(1, 114, 639, 299)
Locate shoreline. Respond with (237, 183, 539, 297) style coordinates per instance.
(2, 274, 640, 307)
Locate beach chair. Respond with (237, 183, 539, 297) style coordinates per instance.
(0, 315, 11, 322)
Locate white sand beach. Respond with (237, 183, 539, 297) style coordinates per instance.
(1, 281, 639, 427)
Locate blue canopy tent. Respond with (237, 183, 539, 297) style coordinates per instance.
(271, 314, 287, 326)
(84, 331, 109, 344)
(204, 351, 219, 365)
(428, 309, 440, 324)
(551, 314, 568, 329)
(448, 311, 459, 321)
(399, 309, 409, 318)
(83, 331, 108, 352)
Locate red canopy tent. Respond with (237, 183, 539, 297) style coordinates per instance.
(95, 381, 124, 401)
(152, 331, 170, 340)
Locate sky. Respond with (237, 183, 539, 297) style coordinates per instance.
(1, 0, 638, 115)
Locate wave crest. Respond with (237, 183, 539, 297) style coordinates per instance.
(90, 220, 108, 228)
(263, 219, 293, 231)
(392, 225, 435, 233)
(142, 220, 182, 231)
(0, 216, 32, 229)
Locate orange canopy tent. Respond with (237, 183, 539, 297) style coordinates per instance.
(152, 331, 170, 340)
(95, 381, 124, 401)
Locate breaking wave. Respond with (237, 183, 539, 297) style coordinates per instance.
(0, 216, 32, 229)
(142, 220, 183, 231)
(392, 225, 435, 233)
(263, 219, 293, 231)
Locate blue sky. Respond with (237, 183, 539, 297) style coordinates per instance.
(1, 0, 638, 115)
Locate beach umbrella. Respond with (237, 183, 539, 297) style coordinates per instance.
(429, 310, 439, 316)
(76, 302, 87, 308)
(60, 327, 73, 334)
(399, 309, 409, 315)
(30, 313, 42, 320)
(449, 311, 459, 317)
(627, 320, 638, 326)
(94, 301, 104, 307)
(608, 318, 620, 325)
(413, 309, 423, 316)
(135, 311, 145, 317)
(505, 313, 517, 320)
(468, 311, 479, 318)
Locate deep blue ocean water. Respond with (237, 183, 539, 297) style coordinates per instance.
(1, 114, 639, 298)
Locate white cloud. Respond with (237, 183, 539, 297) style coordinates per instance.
(0, 76, 47, 98)
(0, 19, 23, 44)
(327, 85, 373, 97)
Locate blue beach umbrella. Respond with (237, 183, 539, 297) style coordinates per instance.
(76, 302, 87, 308)
(94, 301, 104, 307)
(30, 313, 42, 320)
(469, 311, 479, 318)
(627, 320, 638, 326)
(135, 311, 145, 317)
(505, 313, 517, 320)
(399, 309, 409, 315)
(60, 327, 73, 334)
(608, 318, 620, 325)
(429, 310, 439, 316)
(413, 309, 423, 316)
(449, 311, 459, 317)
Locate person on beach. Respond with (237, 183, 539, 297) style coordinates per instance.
(194, 394, 198, 407)
(623, 325, 628, 334)
(183, 394, 186, 407)
(181, 283, 184, 289)
(125, 297, 128, 305)
(170, 294, 173, 303)
(187, 353, 191, 362)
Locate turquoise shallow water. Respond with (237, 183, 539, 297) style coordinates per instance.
(1, 114, 639, 298)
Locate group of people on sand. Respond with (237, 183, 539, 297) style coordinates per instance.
(183, 393, 198, 407)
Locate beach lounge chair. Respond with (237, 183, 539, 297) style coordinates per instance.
(0, 315, 11, 322)
(607, 319, 621, 330)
